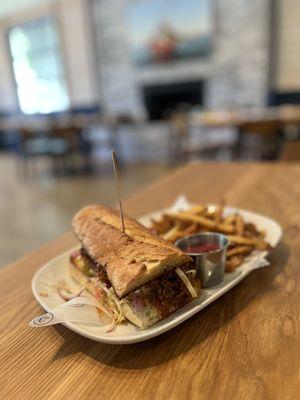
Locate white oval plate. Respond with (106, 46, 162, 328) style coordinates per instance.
(32, 201, 282, 344)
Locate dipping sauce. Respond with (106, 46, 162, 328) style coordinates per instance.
(184, 243, 220, 254)
(176, 232, 228, 287)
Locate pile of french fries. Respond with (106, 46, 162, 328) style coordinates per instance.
(149, 202, 272, 272)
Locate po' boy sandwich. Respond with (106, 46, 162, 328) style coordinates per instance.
(69, 205, 200, 330)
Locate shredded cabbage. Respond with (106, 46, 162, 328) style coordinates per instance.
(73, 258, 125, 331)
(94, 281, 125, 327)
(175, 268, 197, 298)
(186, 269, 197, 278)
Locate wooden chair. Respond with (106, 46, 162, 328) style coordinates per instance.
(168, 111, 189, 164)
(238, 120, 282, 160)
(49, 125, 94, 173)
(280, 140, 300, 161)
(16, 127, 74, 177)
(169, 111, 237, 163)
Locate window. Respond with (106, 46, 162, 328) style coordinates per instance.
(8, 17, 69, 114)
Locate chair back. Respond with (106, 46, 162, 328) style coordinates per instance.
(240, 120, 280, 136)
(280, 140, 300, 161)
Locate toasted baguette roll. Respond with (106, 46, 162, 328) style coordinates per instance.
(73, 205, 192, 299)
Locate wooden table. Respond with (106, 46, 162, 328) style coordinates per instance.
(1, 163, 300, 400)
(190, 106, 300, 128)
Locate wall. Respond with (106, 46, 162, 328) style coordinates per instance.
(0, 0, 97, 113)
(207, 0, 270, 109)
(92, 0, 271, 117)
(275, 0, 300, 91)
(58, 0, 98, 107)
(0, 24, 18, 112)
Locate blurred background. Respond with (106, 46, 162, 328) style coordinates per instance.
(1, 0, 300, 266)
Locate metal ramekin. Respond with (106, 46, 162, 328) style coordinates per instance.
(175, 232, 229, 288)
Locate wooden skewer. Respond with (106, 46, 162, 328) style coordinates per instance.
(111, 150, 125, 233)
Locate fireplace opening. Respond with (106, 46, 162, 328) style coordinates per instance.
(142, 80, 204, 120)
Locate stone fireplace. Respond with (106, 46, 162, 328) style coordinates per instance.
(142, 80, 204, 120)
(91, 0, 271, 119)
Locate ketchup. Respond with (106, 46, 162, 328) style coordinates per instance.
(185, 243, 220, 254)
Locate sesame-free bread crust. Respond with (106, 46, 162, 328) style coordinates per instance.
(72, 205, 192, 298)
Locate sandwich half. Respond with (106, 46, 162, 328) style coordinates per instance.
(70, 205, 200, 329)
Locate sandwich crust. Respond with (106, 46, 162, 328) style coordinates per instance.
(73, 205, 192, 298)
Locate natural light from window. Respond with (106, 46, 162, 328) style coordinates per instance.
(8, 17, 69, 114)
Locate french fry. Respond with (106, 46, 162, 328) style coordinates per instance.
(166, 212, 216, 229)
(255, 239, 272, 251)
(227, 235, 271, 250)
(184, 204, 205, 215)
(235, 214, 244, 236)
(216, 223, 236, 234)
(150, 215, 174, 234)
(214, 199, 225, 224)
(182, 222, 199, 236)
(227, 245, 253, 258)
(243, 230, 255, 238)
(259, 229, 267, 238)
(223, 214, 236, 225)
(162, 223, 181, 242)
(225, 255, 244, 272)
(244, 222, 260, 237)
(227, 235, 258, 246)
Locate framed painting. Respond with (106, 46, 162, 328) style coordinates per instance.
(125, 0, 212, 67)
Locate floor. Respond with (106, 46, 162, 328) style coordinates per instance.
(0, 154, 173, 267)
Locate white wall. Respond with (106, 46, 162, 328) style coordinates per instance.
(0, 0, 98, 113)
(276, 0, 300, 91)
(0, 24, 18, 112)
(57, 0, 98, 107)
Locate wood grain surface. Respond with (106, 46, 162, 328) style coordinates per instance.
(1, 163, 300, 400)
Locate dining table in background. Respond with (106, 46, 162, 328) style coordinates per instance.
(190, 105, 300, 128)
(0, 162, 300, 400)
(190, 106, 300, 158)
